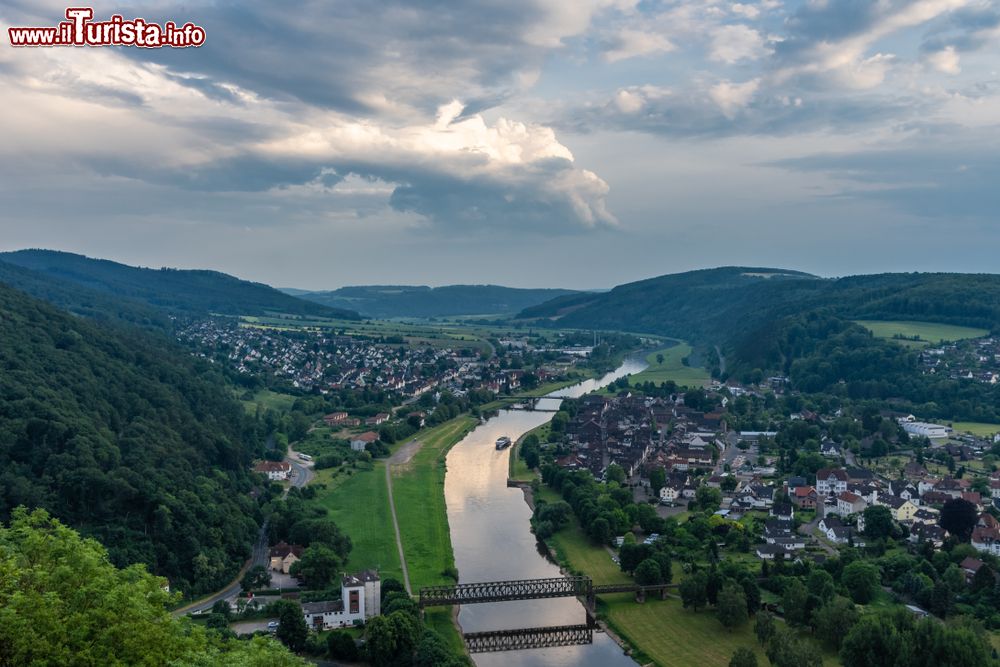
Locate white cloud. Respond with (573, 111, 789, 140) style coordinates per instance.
(709, 78, 761, 117)
(926, 46, 961, 74)
(710, 24, 771, 63)
(603, 28, 676, 63)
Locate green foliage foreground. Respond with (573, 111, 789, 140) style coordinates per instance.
(0, 508, 305, 667)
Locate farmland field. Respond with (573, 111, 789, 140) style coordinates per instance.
(856, 320, 988, 346)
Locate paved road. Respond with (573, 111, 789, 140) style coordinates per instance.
(799, 515, 837, 556)
(173, 520, 270, 616)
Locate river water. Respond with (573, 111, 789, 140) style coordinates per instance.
(444, 357, 648, 667)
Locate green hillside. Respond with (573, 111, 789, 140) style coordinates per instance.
(292, 283, 579, 318)
(1, 249, 360, 319)
(0, 282, 268, 596)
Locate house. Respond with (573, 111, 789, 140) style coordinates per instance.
(910, 523, 946, 548)
(269, 541, 304, 573)
(877, 495, 919, 522)
(771, 502, 794, 520)
(790, 485, 818, 510)
(253, 460, 292, 481)
(350, 431, 379, 451)
(972, 514, 1000, 556)
(820, 442, 841, 458)
(659, 484, 683, 505)
(828, 526, 865, 547)
(365, 413, 390, 426)
(816, 468, 849, 497)
(818, 516, 843, 534)
(834, 491, 867, 516)
(961, 557, 985, 584)
(302, 570, 381, 630)
(904, 462, 929, 480)
(323, 412, 349, 426)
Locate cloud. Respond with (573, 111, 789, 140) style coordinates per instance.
(925, 45, 962, 73)
(602, 28, 676, 62)
(709, 24, 771, 63)
(709, 79, 761, 117)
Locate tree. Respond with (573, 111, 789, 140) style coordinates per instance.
(813, 597, 858, 650)
(840, 615, 905, 667)
(365, 611, 422, 666)
(273, 600, 309, 652)
(240, 565, 271, 591)
(939, 498, 978, 542)
(634, 558, 664, 586)
(606, 463, 627, 484)
(755, 611, 776, 646)
(680, 571, 708, 611)
(806, 568, 834, 601)
(327, 631, 359, 660)
(930, 581, 952, 618)
(862, 505, 894, 540)
(649, 467, 666, 494)
(717, 582, 749, 630)
(657, 353, 665, 365)
(696, 486, 723, 511)
(729, 647, 758, 667)
(841, 561, 880, 605)
(289, 544, 342, 589)
(766, 629, 822, 667)
(782, 578, 810, 627)
(0, 508, 306, 666)
(721, 476, 739, 492)
(589, 517, 612, 545)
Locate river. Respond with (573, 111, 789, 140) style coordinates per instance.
(444, 357, 648, 666)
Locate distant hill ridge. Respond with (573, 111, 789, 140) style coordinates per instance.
(0, 249, 360, 320)
(517, 266, 1000, 342)
(290, 283, 580, 318)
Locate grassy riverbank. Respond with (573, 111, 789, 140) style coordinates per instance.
(625, 342, 711, 388)
(532, 485, 839, 667)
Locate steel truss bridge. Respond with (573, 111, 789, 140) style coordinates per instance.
(418, 576, 677, 653)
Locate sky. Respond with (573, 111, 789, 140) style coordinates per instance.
(1, 0, 998, 289)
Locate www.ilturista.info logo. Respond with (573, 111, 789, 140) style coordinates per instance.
(8, 7, 206, 48)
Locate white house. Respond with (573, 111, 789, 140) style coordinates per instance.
(350, 431, 379, 452)
(302, 571, 381, 630)
(659, 484, 682, 505)
(816, 468, 849, 497)
(900, 421, 949, 439)
(254, 460, 292, 481)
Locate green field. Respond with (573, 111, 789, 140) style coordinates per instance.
(856, 320, 989, 346)
(239, 389, 297, 414)
(390, 418, 477, 590)
(312, 463, 403, 582)
(950, 421, 1000, 438)
(546, 523, 631, 586)
(626, 342, 711, 388)
(602, 595, 839, 667)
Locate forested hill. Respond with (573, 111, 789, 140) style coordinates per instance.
(518, 267, 1000, 341)
(0, 249, 360, 319)
(288, 284, 580, 318)
(0, 282, 267, 596)
(0, 258, 171, 330)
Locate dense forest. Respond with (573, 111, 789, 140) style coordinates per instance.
(291, 283, 579, 318)
(0, 282, 268, 595)
(731, 311, 1000, 422)
(1, 249, 360, 319)
(518, 267, 1000, 339)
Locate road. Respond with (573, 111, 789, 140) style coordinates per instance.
(385, 438, 421, 594)
(174, 448, 313, 616)
(173, 520, 270, 616)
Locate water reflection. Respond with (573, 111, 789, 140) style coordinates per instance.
(444, 358, 647, 666)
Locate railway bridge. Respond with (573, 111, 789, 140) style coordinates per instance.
(418, 575, 677, 653)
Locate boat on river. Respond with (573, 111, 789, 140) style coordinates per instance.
(495, 436, 512, 450)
